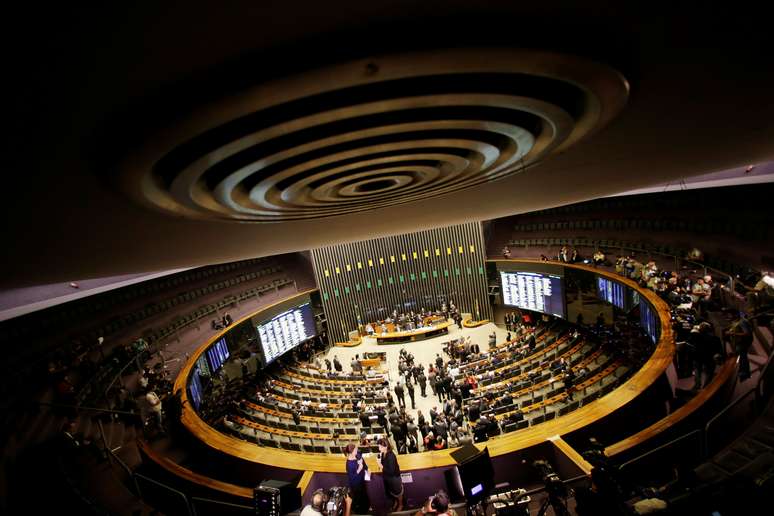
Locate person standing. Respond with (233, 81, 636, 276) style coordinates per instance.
(418, 371, 428, 397)
(394, 381, 406, 409)
(333, 356, 343, 372)
(428, 367, 437, 395)
(436, 373, 446, 403)
(378, 438, 404, 512)
(351, 355, 362, 375)
(345, 444, 370, 514)
(724, 311, 753, 381)
(406, 379, 416, 409)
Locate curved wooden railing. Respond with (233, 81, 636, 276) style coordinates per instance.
(170, 263, 675, 474)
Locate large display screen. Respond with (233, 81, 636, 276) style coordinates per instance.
(257, 301, 317, 365)
(206, 337, 230, 371)
(597, 277, 626, 310)
(640, 299, 659, 343)
(500, 271, 565, 318)
(189, 366, 204, 410)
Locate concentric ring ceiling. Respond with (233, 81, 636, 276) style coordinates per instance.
(120, 49, 629, 222)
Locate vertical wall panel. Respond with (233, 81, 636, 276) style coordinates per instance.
(311, 223, 491, 343)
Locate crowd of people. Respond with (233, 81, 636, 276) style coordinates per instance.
(612, 253, 760, 384)
(363, 302, 465, 335)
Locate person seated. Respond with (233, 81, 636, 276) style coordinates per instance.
(300, 489, 352, 516)
(458, 429, 474, 446)
(473, 418, 490, 442)
(415, 490, 457, 516)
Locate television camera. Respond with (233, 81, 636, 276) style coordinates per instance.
(532, 460, 570, 516)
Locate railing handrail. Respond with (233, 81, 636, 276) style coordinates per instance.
(704, 386, 758, 435)
(189, 496, 253, 512)
(104, 348, 150, 397)
(104, 439, 142, 497)
(35, 400, 138, 417)
(618, 429, 704, 472)
(755, 346, 774, 393)
(134, 472, 194, 516)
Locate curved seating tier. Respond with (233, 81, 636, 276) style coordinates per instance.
(173, 263, 675, 474)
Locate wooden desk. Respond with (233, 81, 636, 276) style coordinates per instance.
(463, 318, 490, 328)
(285, 369, 367, 386)
(244, 400, 357, 424)
(360, 358, 381, 369)
(273, 379, 351, 398)
(233, 415, 335, 441)
(376, 321, 452, 344)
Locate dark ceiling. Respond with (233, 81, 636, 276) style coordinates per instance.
(4, 2, 774, 288)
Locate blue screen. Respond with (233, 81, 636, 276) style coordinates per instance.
(639, 299, 658, 343)
(597, 277, 626, 309)
(206, 337, 230, 371)
(189, 366, 204, 410)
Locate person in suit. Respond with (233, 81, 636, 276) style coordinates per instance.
(394, 381, 406, 408)
(405, 379, 416, 409)
(436, 373, 446, 402)
(417, 371, 427, 397)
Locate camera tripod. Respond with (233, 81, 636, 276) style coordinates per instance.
(536, 489, 570, 516)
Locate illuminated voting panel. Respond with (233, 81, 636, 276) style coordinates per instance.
(500, 271, 565, 318)
(256, 301, 316, 365)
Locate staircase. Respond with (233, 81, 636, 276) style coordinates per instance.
(0, 393, 154, 515)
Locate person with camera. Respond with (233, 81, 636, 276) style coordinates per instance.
(377, 438, 404, 512)
(300, 488, 353, 516)
(415, 490, 457, 516)
(344, 443, 371, 514)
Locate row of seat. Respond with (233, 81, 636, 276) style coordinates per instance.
(0, 256, 271, 346)
(506, 237, 748, 276)
(219, 334, 608, 454)
(455, 323, 555, 373)
(512, 218, 769, 240)
(283, 367, 369, 385)
(0, 258, 284, 399)
(527, 189, 765, 218)
(455, 332, 566, 385)
(145, 276, 294, 345)
(222, 421, 381, 455)
(469, 339, 598, 410)
(93, 265, 285, 343)
(496, 356, 629, 431)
